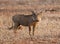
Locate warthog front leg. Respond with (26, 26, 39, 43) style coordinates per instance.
(29, 26, 31, 36)
(33, 22, 37, 35)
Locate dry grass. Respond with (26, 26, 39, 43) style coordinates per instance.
(0, 0, 60, 44)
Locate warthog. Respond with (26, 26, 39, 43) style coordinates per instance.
(9, 10, 42, 36)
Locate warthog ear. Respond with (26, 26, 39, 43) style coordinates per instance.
(30, 10, 36, 15)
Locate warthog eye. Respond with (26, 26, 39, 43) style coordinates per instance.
(32, 17, 35, 20)
(32, 17, 39, 22)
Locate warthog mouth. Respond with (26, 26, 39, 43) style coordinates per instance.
(33, 20, 39, 22)
(36, 20, 39, 22)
